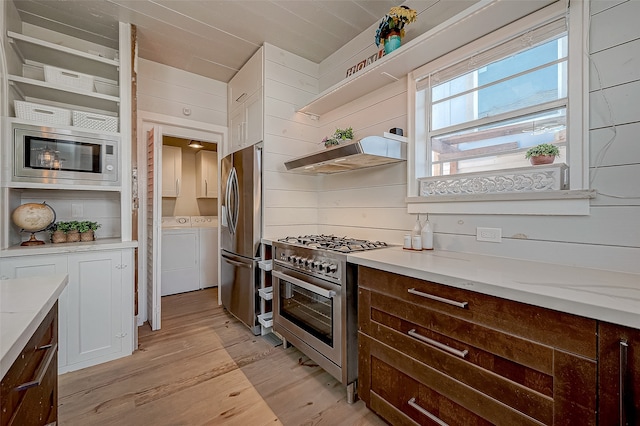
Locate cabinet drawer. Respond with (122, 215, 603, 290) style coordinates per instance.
(364, 289, 553, 424)
(362, 334, 543, 426)
(359, 266, 596, 359)
(1, 302, 58, 426)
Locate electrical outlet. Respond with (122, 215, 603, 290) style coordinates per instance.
(476, 227, 502, 243)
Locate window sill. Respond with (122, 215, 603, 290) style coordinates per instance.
(406, 190, 596, 215)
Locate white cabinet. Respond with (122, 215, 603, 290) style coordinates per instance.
(228, 47, 263, 154)
(198, 227, 218, 288)
(66, 250, 133, 368)
(195, 150, 218, 198)
(0, 248, 135, 373)
(162, 145, 182, 197)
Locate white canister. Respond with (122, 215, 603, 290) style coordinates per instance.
(421, 219, 434, 250)
(411, 235, 422, 250)
(403, 234, 412, 249)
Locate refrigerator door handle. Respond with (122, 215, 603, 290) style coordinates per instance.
(225, 168, 235, 233)
(221, 255, 252, 269)
(230, 167, 240, 234)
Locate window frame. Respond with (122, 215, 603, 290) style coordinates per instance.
(406, 0, 593, 215)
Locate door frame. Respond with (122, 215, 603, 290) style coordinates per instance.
(137, 111, 226, 329)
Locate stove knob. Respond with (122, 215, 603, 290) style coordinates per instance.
(298, 257, 307, 266)
(287, 255, 295, 263)
(320, 262, 330, 273)
(305, 258, 313, 267)
(312, 260, 322, 270)
(328, 264, 338, 273)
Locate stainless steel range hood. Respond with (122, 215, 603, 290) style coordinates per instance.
(284, 133, 407, 174)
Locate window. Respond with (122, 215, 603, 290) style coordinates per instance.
(408, 1, 591, 214)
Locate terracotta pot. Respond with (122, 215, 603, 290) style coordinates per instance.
(51, 230, 66, 243)
(80, 230, 95, 242)
(529, 155, 555, 165)
(66, 230, 80, 242)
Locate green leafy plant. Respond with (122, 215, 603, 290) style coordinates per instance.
(52, 221, 71, 233)
(323, 127, 354, 147)
(78, 221, 101, 233)
(525, 143, 560, 159)
(66, 221, 80, 232)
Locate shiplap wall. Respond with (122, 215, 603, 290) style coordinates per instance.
(308, 0, 640, 273)
(137, 59, 227, 127)
(262, 43, 321, 239)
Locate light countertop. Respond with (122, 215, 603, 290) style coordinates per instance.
(348, 247, 640, 329)
(0, 238, 138, 258)
(1, 274, 68, 378)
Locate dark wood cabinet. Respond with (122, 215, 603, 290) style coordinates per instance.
(598, 322, 640, 426)
(1, 302, 58, 426)
(358, 266, 598, 426)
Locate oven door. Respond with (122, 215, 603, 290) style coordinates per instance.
(273, 267, 342, 366)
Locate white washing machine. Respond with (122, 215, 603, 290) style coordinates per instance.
(191, 216, 218, 288)
(161, 216, 199, 296)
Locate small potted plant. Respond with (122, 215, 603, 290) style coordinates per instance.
(323, 127, 354, 148)
(78, 220, 101, 242)
(50, 221, 68, 244)
(525, 143, 560, 165)
(66, 220, 81, 242)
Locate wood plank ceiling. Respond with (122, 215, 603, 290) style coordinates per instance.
(11, 0, 401, 82)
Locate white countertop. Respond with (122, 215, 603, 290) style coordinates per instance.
(1, 274, 68, 378)
(348, 247, 640, 329)
(0, 238, 138, 258)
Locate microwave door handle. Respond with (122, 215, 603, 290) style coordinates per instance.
(272, 270, 336, 299)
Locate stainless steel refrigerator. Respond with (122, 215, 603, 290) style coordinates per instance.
(220, 144, 262, 335)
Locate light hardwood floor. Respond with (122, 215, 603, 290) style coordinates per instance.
(58, 288, 386, 425)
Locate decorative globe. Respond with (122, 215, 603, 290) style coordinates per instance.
(11, 202, 56, 246)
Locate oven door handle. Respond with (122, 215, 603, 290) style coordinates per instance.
(272, 270, 336, 299)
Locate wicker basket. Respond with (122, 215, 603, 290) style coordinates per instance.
(72, 111, 118, 132)
(14, 100, 71, 126)
(44, 65, 94, 92)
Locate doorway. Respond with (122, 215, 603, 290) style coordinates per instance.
(137, 112, 226, 330)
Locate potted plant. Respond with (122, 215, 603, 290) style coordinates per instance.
(375, 6, 417, 54)
(525, 143, 560, 165)
(78, 220, 101, 242)
(50, 221, 68, 244)
(66, 220, 81, 242)
(323, 127, 354, 148)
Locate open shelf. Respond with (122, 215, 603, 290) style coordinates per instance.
(8, 31, 119, 81)
(9, 75, 120, 113)
(297, 0, 555, 116)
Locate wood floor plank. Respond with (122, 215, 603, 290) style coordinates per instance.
(59, 288, 385, 425)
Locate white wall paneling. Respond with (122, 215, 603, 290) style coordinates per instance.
(590, 122, 640, 168)
(137, 58, 227, 126)
(588, 0, 640, 53)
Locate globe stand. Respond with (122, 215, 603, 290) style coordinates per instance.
(21, 233, 46, 246)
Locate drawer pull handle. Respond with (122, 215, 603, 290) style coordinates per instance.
(408, 288, 468, 308)
(408, 397, 450, 426)
(408, 329, 468, 358)
(620, 339, 630, 425)
(15, 343, 57, 392)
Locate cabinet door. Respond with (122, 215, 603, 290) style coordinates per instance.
(229, 106, 245, 154)
(0, 255, 70, 369)
(196, 150, 218, 198)
(161, 145, 182, 197)
(66, 251, 123, 366)
(598, 322, 640, 426)
(245, 88, 263, 147)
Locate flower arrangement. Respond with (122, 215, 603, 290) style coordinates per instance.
(323, 127, 354, 148)
(375, 5, 418, 47)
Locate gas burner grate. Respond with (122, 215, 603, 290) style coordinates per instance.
(278, 235, 388, 253)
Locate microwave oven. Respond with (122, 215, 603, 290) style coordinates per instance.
(13, 123, 119, 186)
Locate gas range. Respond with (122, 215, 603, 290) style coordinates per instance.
(273, 235, 389, 283)
(271, 234, 389, 402)
(278, 235, 388, 253)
